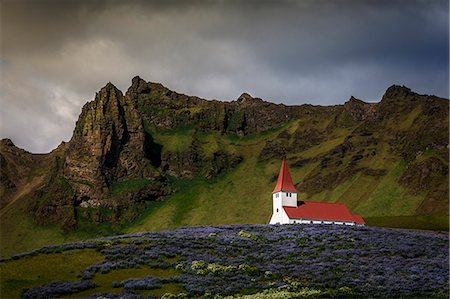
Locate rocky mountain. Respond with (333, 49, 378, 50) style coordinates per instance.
(1, 77, 448, 256)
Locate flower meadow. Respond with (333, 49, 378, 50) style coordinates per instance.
(2, 224, 448, 298)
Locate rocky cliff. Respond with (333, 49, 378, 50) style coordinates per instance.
(1, 78, 448, 237)
(64, 82, 159, 206)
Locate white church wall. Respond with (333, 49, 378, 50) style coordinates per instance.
(280, 191, 297, 207)
(281, 209, 290, 224)
(269, 195, 284, 224)
(270, 195, 291, 224)
(272, 194, 283, 214)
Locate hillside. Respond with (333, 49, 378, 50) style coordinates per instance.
(1, 77, 448, 257)
(1, 224, 448, 298)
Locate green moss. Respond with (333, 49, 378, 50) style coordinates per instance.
(36, 175, 74, 206)
(110, 179, 153, 195)
(176, 106, 203, 114)
(143, 121, 194, 153)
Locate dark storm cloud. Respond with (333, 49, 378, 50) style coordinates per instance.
(1, 0, 448, 153)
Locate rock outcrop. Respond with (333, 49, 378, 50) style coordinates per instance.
(64, 83, 155, 207)
(127, 76, 297, 136)
(343, 96, 377, 122)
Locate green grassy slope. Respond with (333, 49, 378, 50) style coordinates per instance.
(128, 116, 448, 234)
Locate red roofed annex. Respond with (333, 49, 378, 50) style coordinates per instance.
(269, 160, 365, 226)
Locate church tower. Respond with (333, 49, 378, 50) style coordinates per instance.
(270, 160, 298, 224)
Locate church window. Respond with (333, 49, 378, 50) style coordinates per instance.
(276, 208, 279, 212)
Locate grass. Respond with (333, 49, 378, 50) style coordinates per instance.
(128, 130, 279, 233)
(126, 166, 274, 232)
(299, 135, 349, 159)
(355, 160, 425, 217)
(0, 196, 120, 258)
(416, 147, 448, 165)
(143, 122, 194, 153)
(397, 106, 422, 130)
(110, 178, 153, 195)
(365, 215, 449, 231)
(303, 172, 368, 207)
(0, 249, 104, 298)
(75, 207, 123, 237)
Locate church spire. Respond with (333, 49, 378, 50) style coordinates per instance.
(272, 159, 298, 193)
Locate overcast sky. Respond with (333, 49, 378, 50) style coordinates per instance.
(1, 0, 448, 153)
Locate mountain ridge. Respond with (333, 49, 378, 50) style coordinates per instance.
(1, 77, 448, 257)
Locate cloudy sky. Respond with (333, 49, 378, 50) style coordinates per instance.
(1, 0, 448, 153)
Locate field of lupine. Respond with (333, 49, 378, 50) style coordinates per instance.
(1, 224, 448, 298)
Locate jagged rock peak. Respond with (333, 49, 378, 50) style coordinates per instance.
(126, 76, 170, 98)
(104, 81, 118, 89)
(66, 79, 148, 206)
(382, 85, 414, 100)
(344, 96, 376, 121)
(126, 76, 151, 98)
(349, 96, 357, 100)
(235, 92, 267, 107)
(237, 92, 253, 101)
(0, 138, 15, 147)
(89, 82, 124, 108)
(345, 96, 366, 105)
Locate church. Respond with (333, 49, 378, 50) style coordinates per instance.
(269, 160, 365, 226)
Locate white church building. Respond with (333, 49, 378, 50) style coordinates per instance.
(269, 160, 365, 226)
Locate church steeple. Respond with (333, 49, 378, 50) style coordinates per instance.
(273, 159, 298, 193)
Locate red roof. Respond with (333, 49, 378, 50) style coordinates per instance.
(273, 160, 298, 193)
(351, 214, 366, 224)
(283, 201, 366, 224)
